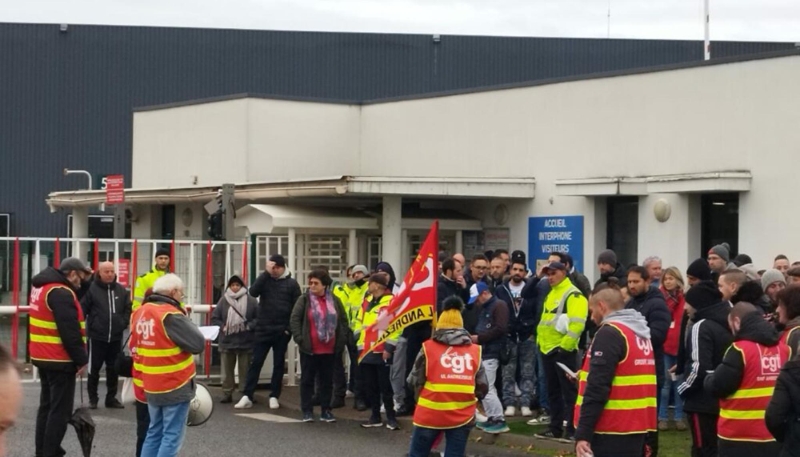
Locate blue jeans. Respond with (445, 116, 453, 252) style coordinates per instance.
(408, 424, 472, 457)
(502, 338, 536, 407)
(658, 354, 683, 421)
(142, 401, 190, 457)
(536, 348, 549, 411)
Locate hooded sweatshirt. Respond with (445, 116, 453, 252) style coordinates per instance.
(406, 328, 488, 402)
(574, 309, 651, 443)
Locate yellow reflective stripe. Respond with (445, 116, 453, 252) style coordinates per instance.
(30, 334, 62, 344)
(569, 317, 587, 323)
(566, 331, 580, 339)
(728, 387, 774, 399)
(134, 355, 194, 375)
(423, 382, 475, 394)
(137, 347, 183, 357)
(80, 322, 86, 329)
(417, 397, 475, 411)
(720, 409, 766, 420)
(30, 317, 58, 329)
(605, 398, 657, 409)
(133, 378, 144, 386)
(612, 375, 657, 386)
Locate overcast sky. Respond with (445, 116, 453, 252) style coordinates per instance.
(4, 0, 800, 42)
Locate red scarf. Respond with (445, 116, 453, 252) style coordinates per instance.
(660, 286, 685, 356)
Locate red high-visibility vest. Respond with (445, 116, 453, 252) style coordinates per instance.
(29, 283, 86, 363)
(780, 326, 799, 359)
(718, 340, 787, 442)
(131, 302, 196, 394)
(574, 322, 657, 434)
(128, 335, 147, 403)
(412, 340, 482, 429)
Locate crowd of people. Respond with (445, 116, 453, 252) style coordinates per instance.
(9, 242, 800, 457)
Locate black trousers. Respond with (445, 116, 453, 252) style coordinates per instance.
(361, 362, 396, 420)
(242, 333, 290, 399)
(541, 349, 578, 436)
(135, 401, 150, 457)
(331, 350, 347, 400)
(35, 369, 76, 457)
(88, 338, 122, 403)
(403, 332, 426, 410)
(347, 341, 362, 399)
(718, 438, 782, 457)
(687, 412, 718, 457)
(592, 433, 646, 457)
(301, 352, 335, 413)
(645, 373, 664, 457)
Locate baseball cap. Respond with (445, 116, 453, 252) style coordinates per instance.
(59, 257, 92, 274)
(468, 281, 489, 304)
(542, 261, 567, 273)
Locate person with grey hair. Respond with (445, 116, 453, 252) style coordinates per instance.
(643, 256, 663, 287)
(132, 273, 205, 457)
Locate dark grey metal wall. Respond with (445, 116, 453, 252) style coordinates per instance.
(0, 23, 795, 236)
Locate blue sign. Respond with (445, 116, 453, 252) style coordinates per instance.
(528, 216, 585, 272)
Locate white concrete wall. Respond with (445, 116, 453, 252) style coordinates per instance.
(359, 55, 800, 275)
(132, 99, 249, 188)
(246, 99, 361, 182)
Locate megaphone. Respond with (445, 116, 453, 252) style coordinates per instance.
(187, 382, 214, 426)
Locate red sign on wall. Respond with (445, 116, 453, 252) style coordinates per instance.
(118, 259, 131, 288)
(105, 174, 125, 205)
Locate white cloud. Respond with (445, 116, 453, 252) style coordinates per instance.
(3, 0, 800, 42)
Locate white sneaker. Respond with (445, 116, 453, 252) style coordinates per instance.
(521, 406, 533, 417)
(475, 411, 488, 423)
(234, 396, 253, 409)
(269, 397, 280, 409)
(380, 404, 386, 413)
(345, 390, 355, 398)
(504, 406, 516, 417)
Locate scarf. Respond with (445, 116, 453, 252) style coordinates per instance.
(224, 287, 249, 335)
(308, 291, 337, 344)
(662, 286, 684, 313)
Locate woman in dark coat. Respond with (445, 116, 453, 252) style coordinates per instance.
(211, 275, 258, 403)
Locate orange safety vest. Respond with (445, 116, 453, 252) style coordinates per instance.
(128, 336, 147, 403)
(29, 283, 86, 363)
(780, 326, 799, 360)
(718, 340, 787, 442)
(574, 322, 657, 434)
(131, 302, 196, 395)
(412, 340, 482, 429)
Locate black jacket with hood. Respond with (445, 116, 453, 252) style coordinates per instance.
(594, 263, 627, 288)
(31, 267, 91, 371)
(705, 311, 782, 399)
(495, 278, 539, 343)
(250, 270, 302, 340)
(81, 275, 131, 343)
(626, 286, 671, 386)
(677, 302, 733, 414)
(732, 281, 771, 314)
(766, 355, 800, 456)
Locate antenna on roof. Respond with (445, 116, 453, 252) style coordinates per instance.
(607, 0, 611, 39)
(704, 0, 711, 60)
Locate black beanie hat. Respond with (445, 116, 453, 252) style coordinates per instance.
(227, 275, 244, 289)
(155, 247, 170, 259)
(686, 258, 712, 281)
(685, 280, 722, 310)
(733, 254, 753, 268)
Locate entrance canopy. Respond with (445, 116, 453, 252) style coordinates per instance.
(46, 175, 536, 211)
(235, 204, 378, 234)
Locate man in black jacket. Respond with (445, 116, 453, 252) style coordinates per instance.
(437, 258, 470, 314)
(595, 250, 627, 288)
(705, 302, 785, 457)
(236, 254, 301, 410)
(31, 257, 93, 457)
(677, 280, 732, 457)
(81, 261, 131, 409)
(496, 260, 540, 417)
(626, 265, 671, 457)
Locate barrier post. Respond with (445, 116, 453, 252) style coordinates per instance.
(11, 238, 20, 359)
(242, 238, 248, 285)
(170, 240, 176, 273)
(54, 237, 61, 266)
(204, 241, 213, 379)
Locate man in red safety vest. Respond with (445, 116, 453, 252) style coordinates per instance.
(30, 257, 93, 457)
(705, 301, 787, 457)
(574, 282, 657, 457)
(406, 296, 489, 457)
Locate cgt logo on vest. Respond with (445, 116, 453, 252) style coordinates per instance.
(440, 347, 475, 376)
(636, 336, 653, 356)
(760, 350, 781, 377)
(136, 318, 156, 342)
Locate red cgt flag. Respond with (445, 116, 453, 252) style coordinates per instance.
(358, 221, 439, 362)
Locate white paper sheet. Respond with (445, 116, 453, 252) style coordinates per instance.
(199, 326, 220, 341)
(556, 362, 578, 379)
